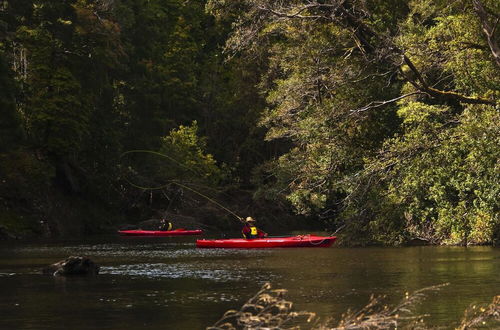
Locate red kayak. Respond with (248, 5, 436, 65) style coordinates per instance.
(196, 235, 336, 248)
(118, 229, 203, 236)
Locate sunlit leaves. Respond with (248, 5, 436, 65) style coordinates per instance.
(159, 121, 226, 185)
(378, 103, 499, 244)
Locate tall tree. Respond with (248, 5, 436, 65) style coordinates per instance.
(0, 52, 23, 152)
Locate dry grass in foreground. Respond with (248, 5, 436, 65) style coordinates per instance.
(208, 283, 499, 330)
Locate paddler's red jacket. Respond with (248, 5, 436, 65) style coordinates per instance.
(242, 223, 267, 239)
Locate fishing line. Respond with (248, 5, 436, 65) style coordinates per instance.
(120, 149, 202, 190)
(171, 181, 244, 222)
(121, 149, 201, 176)
(120, 149, 244, 222)
(331, 224, 345, 235)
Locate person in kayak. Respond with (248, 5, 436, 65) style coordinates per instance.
(242, 217, 267, 239)
(159, 218, 173, 231)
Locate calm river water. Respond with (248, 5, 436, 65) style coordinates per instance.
(0, 234, 499, 329)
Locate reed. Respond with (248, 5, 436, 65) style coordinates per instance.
(208, 283, 499, 329)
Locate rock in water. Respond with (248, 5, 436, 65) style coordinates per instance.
(43, 256, 100, 276)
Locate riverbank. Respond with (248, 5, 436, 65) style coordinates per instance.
(1, 173, 497, 247)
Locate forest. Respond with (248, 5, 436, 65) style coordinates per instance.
(0, 0, 498, 245)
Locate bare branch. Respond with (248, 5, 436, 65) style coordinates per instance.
(402, 55, 497, 105)
(257, 4, 327, 20)
(473, 0, 500, 67)
(349, 91, 424, 114)
(403, 55, 429, 89)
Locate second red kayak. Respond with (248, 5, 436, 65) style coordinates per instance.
(118, 229, 203, 236)
(196, 235, 336, 248)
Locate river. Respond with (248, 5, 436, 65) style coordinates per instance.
(0, 234, 498, 329)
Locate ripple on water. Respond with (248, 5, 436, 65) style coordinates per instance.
(0, 273, 16, 277)
(100, 262, 277, 282)
(10, 243, 273, 260)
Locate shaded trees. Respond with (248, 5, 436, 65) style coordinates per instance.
(0, 0, 271, 235)
(0, 52, 23, 152)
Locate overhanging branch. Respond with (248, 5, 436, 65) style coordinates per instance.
(472, 0, 500, 67)
(255, 1, 497, 107)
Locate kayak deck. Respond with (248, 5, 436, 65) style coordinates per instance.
(196, 235, 336, 248)
(118, 229, 203, 236)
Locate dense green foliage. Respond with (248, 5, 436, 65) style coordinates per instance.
(209, 0, 499, 245)
(0, 0, 498, 244)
